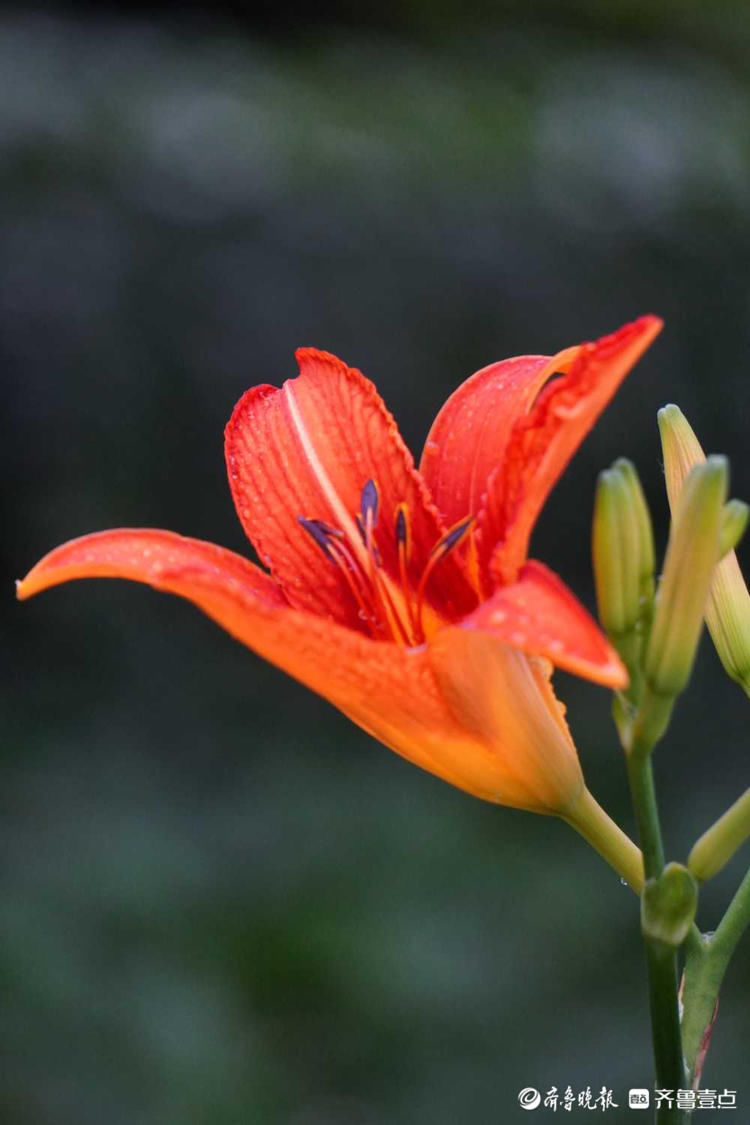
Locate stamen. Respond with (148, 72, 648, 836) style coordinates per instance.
(359, 486, 413, 645)
(360, 479, 380, 527)
(395, 504, 409, 556)
(432, 514, 475, 558)
(298, 494, 471, 648)
(360, 477, 382, 567)
(415, 514, 474, 637)
(297, 516, 343, 561)
(370, 563, 415, 646)
(326, 534, 384, 634)
(464, 530, 482, 594)
(299, 515, 382, 632)
(395, 503, 419, 641)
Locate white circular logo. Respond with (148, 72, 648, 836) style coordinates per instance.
(518, 1087, 542, 1110)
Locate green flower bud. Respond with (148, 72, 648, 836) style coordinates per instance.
(641, 862, 698, 947)
(613, 457, 656, 608)
(658, 405, 750, 697)
(644, 457, 727, 697)
(593, 460, 655, 697)
(593, 468, 629, 637)
(688, 788, 750, 882)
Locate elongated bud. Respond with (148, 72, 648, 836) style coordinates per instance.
(613, 458, 656, 608)
(641, 862, 698, 947)
(658, 405, 750, 696)
(688, 788, 750, 882)
(593, 460, 655, 700)
(593, 469, 629, 636)
(644, 457, 727, 697)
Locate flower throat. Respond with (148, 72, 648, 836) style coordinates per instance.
(298, 478, 472, 646)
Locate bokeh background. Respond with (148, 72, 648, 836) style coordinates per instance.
(4, 2, 749, 1122)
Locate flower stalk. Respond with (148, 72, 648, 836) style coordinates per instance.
(625, 742, 687, 1119)
(561, 786, 644, 892)
(591, 448, 739, 1121)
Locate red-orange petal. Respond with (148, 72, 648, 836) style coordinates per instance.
(419, 350, 578, 529)
(427, 626, 584, 813)
(480, 316, 663, 587)
(16, 529, 287, 607)
(17, 529, 516, 804)
(225, 348, 475, 629)
(462, 559, 627, 688)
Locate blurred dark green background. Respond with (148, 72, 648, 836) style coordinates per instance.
(4, 2, 749, 1122)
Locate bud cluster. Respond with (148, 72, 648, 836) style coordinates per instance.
(592, 407, 748, 755)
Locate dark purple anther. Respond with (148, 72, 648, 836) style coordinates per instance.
(360, 479, 379, 527)
(298, 516, 342, 562)
(395, 507, 407, 545)
(435, 515, 474, 556)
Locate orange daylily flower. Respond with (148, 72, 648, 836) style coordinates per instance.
(18, 316, 661, 825)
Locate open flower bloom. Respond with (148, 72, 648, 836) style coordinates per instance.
(18, 317, 660, 838)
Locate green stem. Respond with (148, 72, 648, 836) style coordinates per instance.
(626, 751, 665, 881)
(627, 685, 675, 763)
(681, 867, 750, 1084)
(625, 750, 686, 1121)
(647, 942, 686, 1124)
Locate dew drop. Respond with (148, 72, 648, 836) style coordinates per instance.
(620, 877, 628, 887)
